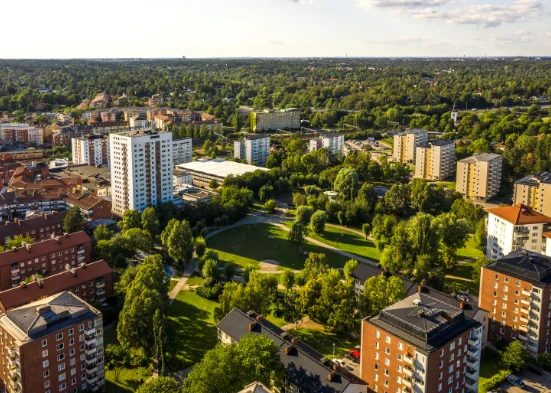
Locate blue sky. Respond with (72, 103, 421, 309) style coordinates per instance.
(4, 0, 550, 58)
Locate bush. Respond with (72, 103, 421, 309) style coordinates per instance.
(480, 370, 508, 393)
(310, 210, 328, 235)
(265, 199, 277, 213)
(196, 282, 224, 299)
(536, 352, 551, 371)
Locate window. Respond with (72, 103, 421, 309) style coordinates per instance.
(440, 349, 444, 357)
(57, 343, 64, 351)
(386, 336, 391, 344)
(58, 363, 65, 371)
(44, 381, 50, 388)
(43, 370, 49, 378)
(42, 339, 48, 347)
(398, 342, 403, 350)
(59, 382, 66, 390)
(57, 353, 65, 361)
(438, 383, 442, 392)
(43, 360, 49, 367)
(385, 348, 390, 355)
(450, 342, 455, 351)
(56, 333, 64, 341)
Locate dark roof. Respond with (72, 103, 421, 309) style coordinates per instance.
(0, 211, 67, 240)
(351, 263, 482, 320)
(369, 293, 478, 353)
(0, 260, 112, 310)
(243, 135, 270, 141)
(421, 140, 454, 147)
(6, 291, 99, 339)
(217, 309, 366, 393)
(515, 172, 551, 187)
(485, 249, 551, 287)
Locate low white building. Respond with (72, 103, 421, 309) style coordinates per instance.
(173, 169, 193, 186)
(176, 159, 268, 188)
(486, 204, 551, 259)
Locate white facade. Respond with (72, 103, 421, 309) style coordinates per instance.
(393, 129, 428, 164)
(71, 136, 110, 167)
(310, 135, 344, 156)
(252, 110, 300, 132)
(110, 131, 174, 215)
(27, 128, 43, 145)
(415, 141, 455, 180)
(234, 136, 270, 165)
(172, 138, 192, 164)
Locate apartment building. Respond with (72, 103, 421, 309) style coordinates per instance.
(71, 135, 110, 167)
(90, 121, 129, 135)
(456, 153, 503, 202)
(0, 231, 93, 291)
(110, 130, 173, 216)
(172, 138, 192, 165)
(309, 134, 345, 156)
(0, 211, 67, 245)
(513, 172, 551, 217)
(0, 124, 43, 147)
(128, 114, 149, 130)
(0, 259, 113, 312)
(0, 291, 105, 393)
(234, 135, 270, 165)
(361, 293, 483, 393)
(545, 233, 551, 257)
(148, 94, 164, 107)
(393, 129, 428, 165)
(486, 204, 551, 259)
(64, 194, 112, 221)
(218, 308, 367, 393)
(415, 140, 455, 180)
(250, 110, 300, 132)
(90, 92, 109, 109)
(480, 250, 551, 355)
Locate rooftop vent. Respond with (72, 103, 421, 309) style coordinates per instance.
(328, 371, 338, 382)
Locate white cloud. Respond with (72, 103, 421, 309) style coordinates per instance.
(358, 0, 450, 8)
(365, 35, 450, 45)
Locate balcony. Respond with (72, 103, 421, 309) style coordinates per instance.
(466, 369, 477, 379)
(466, 358, 479, 369)
(85, 346, 96, 356)
(519, 325, 529, 333)
(87, 375, 98, 384)
(85, 336, 96, 346)
(403, 365, 413, 377)
(402, 387, 412, 393)
(467, 347, 479, 357)
(465, 378, 477, 390)
(521, 298, 530, 306)
(522, 289, 531, 296)
(85, 356, 97, 365)
(96, 282, 105, 289)
(404, 354, 413, 364)
(518, 333, 528, 341)
(85, 327, 96, 336)
(11, 273, 20, 280)
(520, 316, 529, 324)
(86, 365, 98, 375)
(521, 307, 529, 315)
(7, 347, 19, 359)
(96, 289, 106, 296)
(403, 377, 412, 388)
(468, 337, 480, 347)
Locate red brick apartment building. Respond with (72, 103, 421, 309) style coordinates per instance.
(361, 293, 483, 393)
(0, 260, 113, 312)
(64, 194, 111, 221)
(479, 249, 551, 355)
(0, 231, 93, 291)
(0, 291, 105, 393)
(0, 211, 67, 244)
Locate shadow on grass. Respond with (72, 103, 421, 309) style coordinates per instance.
(166, 291, 219, 372)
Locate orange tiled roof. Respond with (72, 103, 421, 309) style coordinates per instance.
(486, 204, 551, 225)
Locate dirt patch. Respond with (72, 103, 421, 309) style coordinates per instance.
(260, 259, 280, 271)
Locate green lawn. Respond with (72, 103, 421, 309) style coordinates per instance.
(186, 275, 205, 287)
(167, 290, 219, 371)
(207, 224, 349, 270)
(168, 280, 177, 292)
(457, 235, 484, 260)
(479, 348, 506, 392)
(309, 225, 380, 262)
(445, 236, 484, 295)
(381, 137, 393, 146)
(288, 328, 359, 359)
(266, 313, 287, 327)
(104, 327, 146, 393)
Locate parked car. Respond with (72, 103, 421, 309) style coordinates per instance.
(506, 374, 525, 388)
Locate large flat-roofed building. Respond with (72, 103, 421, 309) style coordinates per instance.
(361, 293, 483, 393)
(0, 231, 93, 290)
(393, 129, 428, 164)
(234, 135, 271, 165)
(0, 211, 67, 245)
(456, 153, 502, 201)
(0, 259, 113, 312)
(250, 110, 300, 132)
(172, 137, 192, 164)
(486, 204, 551, 259)
(513, 172, 551, 218)
(218, 308, 367, 393)
(415, 140, 455, 180)
(480, 250, 551, 355)
(176, 159, 268, 188)
(110, 130, 173, 215)
(71, 135, 110, 167)
(0, 291, 105, 393)
(309, 134, 345, 156)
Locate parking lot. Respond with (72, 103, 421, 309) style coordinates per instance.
(334, 356, 361, 377)
(497, 370, 551, 393)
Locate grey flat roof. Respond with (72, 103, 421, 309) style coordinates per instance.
(515, 172, 551, 187)
(459, 153, 501, 163)
(177, 159, 268, 179)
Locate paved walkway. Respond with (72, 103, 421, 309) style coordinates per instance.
(326, 223, 375, 242)
(168, 260, 197, 304)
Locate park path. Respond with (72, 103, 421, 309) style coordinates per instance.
(168, 260, 196, 304)
(326, 223, 376, 242)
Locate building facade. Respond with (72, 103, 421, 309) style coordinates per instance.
(172, 138, 192, 165)
(110, 130, 174, 216)
(309, 134, 345, 156)
(361, 293, 483, 393)
(0, 124, 43, 147)
(71, 135, 110, 167)
(0, 211, 67, 245)
(234, 136, 270, 165)
(251, 110, 300, 132)
(0, 291, 105, 393)
(480, 250, 551, 355)
(393, 129, 428, 165)
(415, 140, 455, 180)
(64, 194, 112, 221)
(456, 153, 502, 202)
(486, 204, 551, 259)
(513, 173, 551, 218)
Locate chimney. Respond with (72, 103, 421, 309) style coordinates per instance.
(37, 278, 44, 288)
(248, 322, 257, 332)
(70, 268, 77, 277)
(291, 337, 299, 345)
(24, 243, 31, 252)
(64, 233, 69, 238)
(459, 299, 465, 309)
(284, 345, 295, 355)
(255, 315, 264, 322)
(328, 371, 338, 381)
(20, 281, 27, 288)
(11, 247, 16, 252)
(80, 262, 87, 269)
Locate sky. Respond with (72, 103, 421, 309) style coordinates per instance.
(4, 0, 550, 58)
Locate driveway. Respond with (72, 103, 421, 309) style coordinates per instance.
(497, 370, 551, 393)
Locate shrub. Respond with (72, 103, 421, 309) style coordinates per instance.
(265, 199, 277, 213)
(196, 282, 224, 299)
(479, 370, 508, 393)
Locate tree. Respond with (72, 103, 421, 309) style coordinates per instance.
(361, 275, 406, 317)
(153, 310, 167, 376)
(334, 167, 359, 200)
(119, 209, 142, 231)
(258, 185, 274, 202)
(141, 207, 160, 236)
(474, 219, 487, 251)
(3, 235, 34, 250)
(288, 222, 307, 253)
(105, 344, 129, 382)
(121, 228, 154, 253)
(343, 259, 359, 280)
(136, 377, 179, 393)
(223, 262, 236, 281)
(194, 237, 207, 258)
(209, 179, 220, 189)
(280, 269, 295, 292)
(301, 253, 329, 282)
(166, 220, 194, 265)
(384, 183, 411, 216)
(63, 205, 85, 233)
(472, 256, 489, 285)
(295, 205, 314, 226)
(502, 340, 528, 372)
(362, 223, 371, 239)
(264, 199, 277, 213)
(202, 259, 219, 281)
(372, 214, 398, 251)
(160, 218, 178, 246)
(310, 210, 328, 235)
(93, 225, 111, 242)
(435, 213, 470, 270)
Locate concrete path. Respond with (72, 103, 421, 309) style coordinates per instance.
(326, 223, 375, 242)
(168, 260, 196, 304)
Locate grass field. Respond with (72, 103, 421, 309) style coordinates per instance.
(309, 225, 380, 262)
(381, 137, 393, 146)
(288, 327, 359, 359)
(445, 235, 484, 295)
(479, 348, 507, 392)
(167, 290, 219, 371)
(207, 223, 349, 270)
(457, 235, 484, 260)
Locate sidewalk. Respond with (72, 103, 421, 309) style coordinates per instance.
(168, 260, 197, 304)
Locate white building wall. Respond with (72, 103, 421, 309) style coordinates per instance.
(172, 138, 192, 164)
